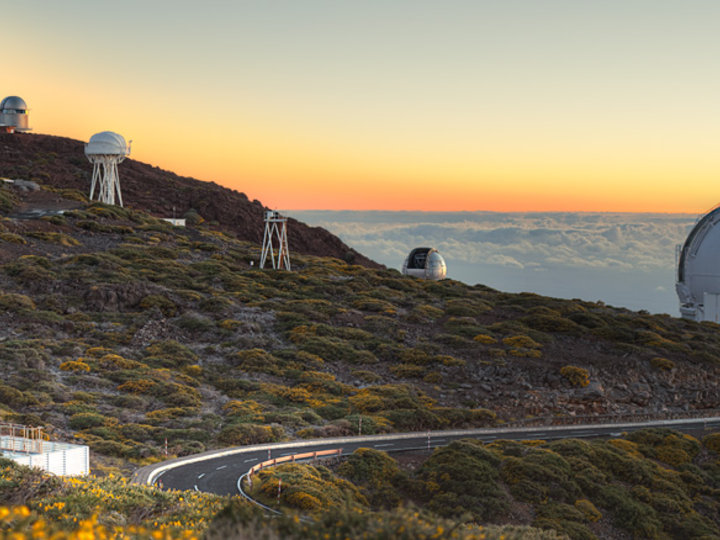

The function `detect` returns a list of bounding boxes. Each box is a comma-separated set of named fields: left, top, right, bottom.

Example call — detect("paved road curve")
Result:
left=134, top=416, right=720, bottom=496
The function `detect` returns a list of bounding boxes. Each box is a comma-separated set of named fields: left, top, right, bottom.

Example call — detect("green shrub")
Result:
left=503, top=335, right=542, bottom=349
left=0, top=232, right=26, bottom=244
left=523, top=314, right=581, bottom=333
left=144, top=340, right=197, bottom=366
left=560, top=366, right=590, bottom=387
left=574, top=498, right=602, bottom=522
left=139, top=294, right=177, bottom=317
left=650, top=357, right=675, bottom=371
left=0, top=293, right=36, bottom=311
left=59, top=360, right=91, bottom=373
left=474, top=333, right=497, bottom=344
left=389, top=364, right=425, bottom=379
left=418, top=439, right=509, bottom=521
left=69, top=412, right=107, bottom=430
left=703, top=433, right=720, bottom=454
left=217, top=423, right=285, bottom=445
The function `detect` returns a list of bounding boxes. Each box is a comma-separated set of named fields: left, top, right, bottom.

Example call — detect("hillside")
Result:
left=0, top=132, right=380, bottom=268
left=1, top=155, right=720, bottom=538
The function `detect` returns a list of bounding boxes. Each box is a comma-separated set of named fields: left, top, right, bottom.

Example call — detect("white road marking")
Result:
left=216, top=465, right=227, bottom=470
left=193, top=485, right=199, bottom=491
left=198, top=473, right=205, bottom=479
left=244, top=458, right=258, bottom=463
left=374, top=443, right=394, bottom=447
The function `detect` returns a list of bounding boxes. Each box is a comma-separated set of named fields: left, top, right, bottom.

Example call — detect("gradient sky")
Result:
left=4, top=1, right=720, bottom=211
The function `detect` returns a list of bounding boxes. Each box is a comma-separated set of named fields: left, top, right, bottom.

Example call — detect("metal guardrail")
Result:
left=499, top=409, right=720, bottom=428
left=246, top=448, right=343, bottom=480
left=237, top=448, right=344, bottom=514
left=0, top=423, right=45, bottom=454
left=133, top=414, right=720, bottom=490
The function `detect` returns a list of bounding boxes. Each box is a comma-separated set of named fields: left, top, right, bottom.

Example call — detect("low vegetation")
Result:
left=1, top=182, right=720, bottom=538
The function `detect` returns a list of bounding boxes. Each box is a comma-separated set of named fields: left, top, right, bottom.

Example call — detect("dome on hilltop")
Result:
left=402, top=247, right=447, bottom=281
left=0, top=96, right=28, bottom=112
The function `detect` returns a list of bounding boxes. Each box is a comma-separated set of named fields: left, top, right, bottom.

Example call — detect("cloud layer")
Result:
left=288, top=211, right=699, bottom=315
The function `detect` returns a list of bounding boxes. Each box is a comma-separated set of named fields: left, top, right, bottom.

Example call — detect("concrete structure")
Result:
left=260, top=210, right=291, bottom=270
left=676, top=205, right=720, bottom=321
left=85, top=131, right=130, bottom=207
left=0, top=96, right=30, bottom=133
left=402, top=247, right=447, bottom=280
left=0, top=424, right=89, bottom=476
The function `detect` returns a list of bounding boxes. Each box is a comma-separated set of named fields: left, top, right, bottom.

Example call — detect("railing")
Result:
left=239, top=448, right=343, bottom=513
left=0, top=423, right=45, bottom=454
left=500, top=409, right=720, bottom=428
left=246, top=448, right=343, bottom=482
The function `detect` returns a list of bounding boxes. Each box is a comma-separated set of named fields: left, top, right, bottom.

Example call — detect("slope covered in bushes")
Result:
left=0, top=178, right=719, bottom=470
left=249, top=429, right=720, bottom=539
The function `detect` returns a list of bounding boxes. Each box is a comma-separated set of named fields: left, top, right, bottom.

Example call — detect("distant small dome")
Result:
left=0, top=96, right=28, bottom=112
left=85, top=131, right=129, bottom=156
left=402, top=247, right=447, bottom=281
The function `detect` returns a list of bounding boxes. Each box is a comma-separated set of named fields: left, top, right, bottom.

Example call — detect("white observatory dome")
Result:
left=402, top=247, right=447, bottom=281
left=0, top=96, right=28, bottom=112
left=676, top=205, right=720, bottom=322
left=85, top=131, right=129, bottom=156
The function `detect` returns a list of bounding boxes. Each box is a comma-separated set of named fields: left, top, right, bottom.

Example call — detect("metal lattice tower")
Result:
left=260, top=210, right=291, bottom=270
left=85, top=131, right=130, bottom=207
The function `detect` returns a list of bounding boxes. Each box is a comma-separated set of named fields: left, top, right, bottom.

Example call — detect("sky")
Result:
left=4, top=1, right=720, bottom=212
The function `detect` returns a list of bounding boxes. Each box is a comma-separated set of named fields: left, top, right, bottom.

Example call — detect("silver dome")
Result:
left=676, top=205, right=720, bottom=321
left=402, top=247, right=447, bottom=281
left=0, top=96, right=28, bottom=112
left=85, top=131, right=129, bottom=156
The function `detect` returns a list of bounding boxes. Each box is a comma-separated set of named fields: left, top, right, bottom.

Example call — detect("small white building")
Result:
left=1, top=424, right=89, bottom=476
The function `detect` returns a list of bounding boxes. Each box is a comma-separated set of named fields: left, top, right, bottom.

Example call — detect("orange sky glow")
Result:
left=4, top=1, right=720, bottom=213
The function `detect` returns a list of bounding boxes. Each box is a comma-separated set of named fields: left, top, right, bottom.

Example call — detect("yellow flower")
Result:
left=14, top=506, right=30, bottom=517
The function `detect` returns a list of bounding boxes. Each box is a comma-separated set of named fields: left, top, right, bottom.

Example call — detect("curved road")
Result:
left=134, top=416, right=720, bottom=495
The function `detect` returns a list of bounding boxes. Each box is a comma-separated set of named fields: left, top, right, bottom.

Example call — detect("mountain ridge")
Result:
left=0, top=132, right=381, bottom=268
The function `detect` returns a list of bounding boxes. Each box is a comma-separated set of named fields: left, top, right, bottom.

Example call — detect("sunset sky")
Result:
left=4, top=1, right=720, bottom=212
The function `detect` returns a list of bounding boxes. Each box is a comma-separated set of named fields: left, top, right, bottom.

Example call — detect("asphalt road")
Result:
left=151, top=416, right=720, bottom=495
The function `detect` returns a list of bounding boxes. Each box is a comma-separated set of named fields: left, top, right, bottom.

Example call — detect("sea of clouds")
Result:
left=286, top=211, right=700, bottom=315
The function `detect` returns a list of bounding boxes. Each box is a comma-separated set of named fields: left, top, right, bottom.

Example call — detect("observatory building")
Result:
left=676, top=205, right=720, bottom=322
left=402, top=247, right=447, bottom=280
left=0, top=96, right=30, bottom=133
left=85, top=131, right=130, bottom=207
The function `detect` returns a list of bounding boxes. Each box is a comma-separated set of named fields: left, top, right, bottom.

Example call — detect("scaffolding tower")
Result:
left=260, top=210, right=291, bottom=270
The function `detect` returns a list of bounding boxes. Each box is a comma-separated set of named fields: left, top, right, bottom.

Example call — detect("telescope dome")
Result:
left=676, top=205, right=720, bottom=321
left=402, top=247, right=447, bottom=281
left=0, top=96, right=28, bottom=112
left=85, top=131, right=129, bottom=156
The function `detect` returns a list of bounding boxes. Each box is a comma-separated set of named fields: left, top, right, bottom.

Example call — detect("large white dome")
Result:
left=676, top=205, right=720, bottom=321
left=85, top=131, right=129, bottom=156
left=402, top=247, right=447, bottom=281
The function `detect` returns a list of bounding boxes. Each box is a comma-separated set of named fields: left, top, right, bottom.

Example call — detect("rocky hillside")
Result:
left=1, top=178, right=720, bottom=539
left=0, top=179, right=718, bottom=449
left=0, top=132, right=380, bottom=268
